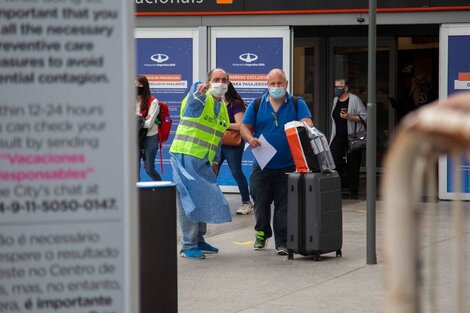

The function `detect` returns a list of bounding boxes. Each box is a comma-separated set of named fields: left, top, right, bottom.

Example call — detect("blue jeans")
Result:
left=177, top=193, right=207, bottom=250
left=218, top=143, right=250, bottom=203
left=141, top=134, right=161, bottom=181
left=250, top=165, right=295, bottom=248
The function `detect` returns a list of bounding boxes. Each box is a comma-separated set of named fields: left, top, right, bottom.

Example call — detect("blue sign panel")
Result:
left=446, top=35, right=470, bottom=193
left=448, top=36, right=470, bottom=94
left=446, top=157, right=470, bottom=193
left=136, top=38, right=193, bottom=181
left=216, top=37, right=284, bottom=186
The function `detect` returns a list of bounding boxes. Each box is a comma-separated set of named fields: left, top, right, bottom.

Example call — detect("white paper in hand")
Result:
left=251, top=134, right=277, bottom=169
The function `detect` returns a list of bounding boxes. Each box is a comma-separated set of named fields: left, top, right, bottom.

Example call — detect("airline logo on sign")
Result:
left=151, top=53, right=170, bottom=63
left=145, top=53, right=176, bottom=67
left=233, top=52, right=264, bottom=67
left=239, top=53, right=258, bottom=63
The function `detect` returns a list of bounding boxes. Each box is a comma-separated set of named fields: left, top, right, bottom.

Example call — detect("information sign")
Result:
left=0, top=1, right=137, bottom=312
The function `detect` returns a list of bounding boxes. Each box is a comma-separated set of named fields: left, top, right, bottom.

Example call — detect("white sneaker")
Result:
left=236, top=202, right=254, bottom=215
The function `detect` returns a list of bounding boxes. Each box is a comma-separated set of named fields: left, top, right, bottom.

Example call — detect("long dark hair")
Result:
left=225, top=82, right=245, bottom=109
left=137, top=75, right=152, bottom=111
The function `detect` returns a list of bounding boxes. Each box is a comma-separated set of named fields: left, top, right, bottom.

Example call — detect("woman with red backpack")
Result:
left=136, top=75, right=162, bottom=181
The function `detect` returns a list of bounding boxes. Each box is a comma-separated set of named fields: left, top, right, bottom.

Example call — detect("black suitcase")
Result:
left=287, top=171, right=342, bottom=260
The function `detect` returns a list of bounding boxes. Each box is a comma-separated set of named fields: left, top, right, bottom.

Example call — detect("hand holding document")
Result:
left=249, top=134, right=276, bottom=169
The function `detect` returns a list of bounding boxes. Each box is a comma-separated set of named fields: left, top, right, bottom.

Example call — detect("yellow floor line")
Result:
left=233, top=241, right=254, bottom=245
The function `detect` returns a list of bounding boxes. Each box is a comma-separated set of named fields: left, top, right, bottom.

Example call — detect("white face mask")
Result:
left=210, top=82, right=228, bottom=98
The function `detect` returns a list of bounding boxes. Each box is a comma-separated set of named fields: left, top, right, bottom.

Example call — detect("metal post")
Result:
left=367, top=0, right=377, bottom=264
left=198, top=26, right=208, bottom=81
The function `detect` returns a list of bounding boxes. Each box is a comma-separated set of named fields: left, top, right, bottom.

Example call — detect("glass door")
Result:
left=329, top=38, right=396, bottom=169
left=293, top=38, right=328, bottom=132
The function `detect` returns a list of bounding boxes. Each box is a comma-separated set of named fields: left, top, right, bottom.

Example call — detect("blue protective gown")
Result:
left=170, top=82, right=231, bottom=223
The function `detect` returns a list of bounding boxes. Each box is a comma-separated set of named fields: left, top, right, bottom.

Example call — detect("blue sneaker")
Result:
left=180, top=247, right=205, bottom=259
left=198, top=242, right=219, bottom=254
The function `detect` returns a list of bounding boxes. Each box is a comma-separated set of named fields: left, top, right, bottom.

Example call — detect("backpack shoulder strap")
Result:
left=252, top=97, right=262, bottom=127
left=143, top=96, right=156, bottom=117
left=149, top=96, right=156, bottom=106
left=292, top=96, right=298, bottom=114
left=253, top=97, right=262, bottom=115
left=253, top=96, right=298, bottom=115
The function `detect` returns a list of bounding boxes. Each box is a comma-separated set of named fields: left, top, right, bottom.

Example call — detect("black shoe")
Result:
left=341, top=188, right=351, bottom=197
left=276, top=246, right=288, bottom=256
left=342, top=189, right=358, bottom=199
left=349, top=189, right=358, bottom=199
left=347, top=193, right=358, bottom=199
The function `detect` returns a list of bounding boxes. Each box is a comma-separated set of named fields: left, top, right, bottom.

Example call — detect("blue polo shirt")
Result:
left=242, top=92, right=312, bottom=169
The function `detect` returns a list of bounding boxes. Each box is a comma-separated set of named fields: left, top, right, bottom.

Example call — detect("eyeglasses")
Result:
left=272, top=112, right=278, bottom=127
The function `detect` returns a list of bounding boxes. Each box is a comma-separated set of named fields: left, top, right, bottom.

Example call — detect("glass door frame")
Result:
left=293, top=37, right=328, bottom=132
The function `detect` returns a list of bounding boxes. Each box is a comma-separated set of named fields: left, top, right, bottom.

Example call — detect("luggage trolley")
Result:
left=382, top=94, right=470, bottom=313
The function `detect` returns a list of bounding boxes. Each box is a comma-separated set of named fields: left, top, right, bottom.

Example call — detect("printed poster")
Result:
left=439, top=25, right=470, bottom=199
left=135, top=37, right=194, bottom=181
left=212, top=28, right=289, bottom=188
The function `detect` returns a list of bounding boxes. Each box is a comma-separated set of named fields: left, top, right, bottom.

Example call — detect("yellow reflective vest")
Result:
left=170, top=92, right=229, bottom=163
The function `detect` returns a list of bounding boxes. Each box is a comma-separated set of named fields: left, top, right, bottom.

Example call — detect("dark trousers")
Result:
left=330, top=135, right=362, bottom=194
left=250, top=165, right=295, bottom=248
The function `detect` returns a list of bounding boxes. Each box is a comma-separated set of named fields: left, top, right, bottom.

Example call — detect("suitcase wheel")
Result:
left=287, top=250, right=294, bottom=260
left=314, top=252, right=321, bottom=261
left=336, top=250, right=342, bottom=257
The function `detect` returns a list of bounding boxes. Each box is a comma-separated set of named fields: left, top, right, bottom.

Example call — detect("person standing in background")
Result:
left=136, top=75, right=162, bottom=181
left=329, top=78, right=367, bottom=198
left=218, top=82, right=254, bottom=215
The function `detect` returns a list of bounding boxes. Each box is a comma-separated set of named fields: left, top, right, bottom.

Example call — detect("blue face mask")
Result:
left=269, top=87, right=287, bottom=99
left=334, top=87, right=345, bottom=97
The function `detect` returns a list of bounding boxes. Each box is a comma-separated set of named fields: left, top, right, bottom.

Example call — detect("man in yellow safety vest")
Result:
left=170, top=68, right=231, bottom=260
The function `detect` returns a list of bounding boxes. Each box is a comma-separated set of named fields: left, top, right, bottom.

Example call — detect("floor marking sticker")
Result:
left=233, top=241, right=254, bottom=245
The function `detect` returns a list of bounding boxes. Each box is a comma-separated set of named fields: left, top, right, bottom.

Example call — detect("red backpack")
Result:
left=156, top=100, right=172, bottom=144
left=156, top=100, right=172, bottom=173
